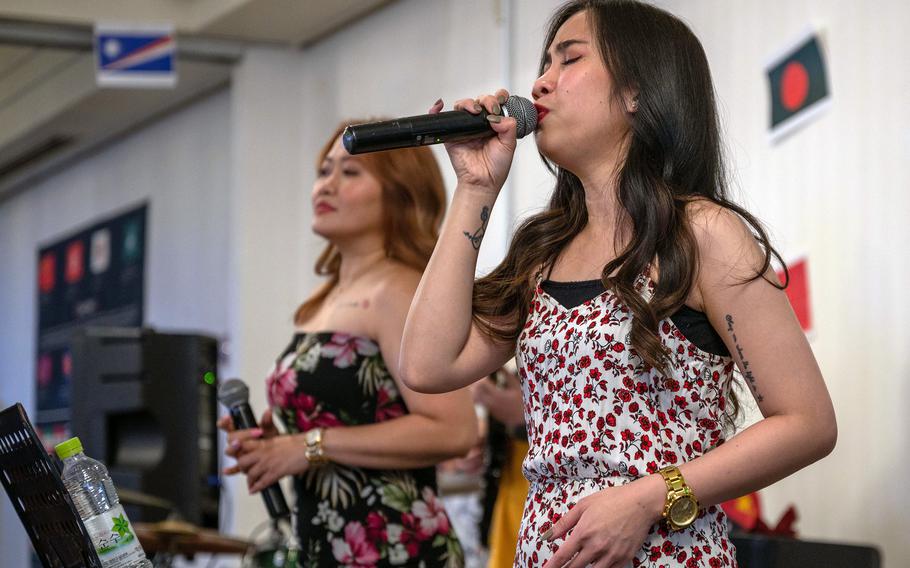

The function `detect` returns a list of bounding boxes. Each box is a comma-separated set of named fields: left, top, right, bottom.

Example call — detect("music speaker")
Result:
left=70, top=327, right=220, bottom=529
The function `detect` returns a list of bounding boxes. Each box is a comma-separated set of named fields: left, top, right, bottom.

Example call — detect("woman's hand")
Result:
left=542, top=476, right=664, bottom=568
left=224, top=433, right=310, bottom=494
left=429, top=89, right=517, bottom=195
left=217, top=409, right=279, bottom=440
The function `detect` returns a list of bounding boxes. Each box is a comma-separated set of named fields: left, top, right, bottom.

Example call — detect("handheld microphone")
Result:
left=218, top=378, right=291, bottom=520
left=342, top=95, right=538, bottom=155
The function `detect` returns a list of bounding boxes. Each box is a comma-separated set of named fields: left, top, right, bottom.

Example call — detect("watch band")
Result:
left=658, top=465, right=699, bottom=530
left=659, top=465, right=688, bottom=495
left=304, top=427, right=328, bottom=466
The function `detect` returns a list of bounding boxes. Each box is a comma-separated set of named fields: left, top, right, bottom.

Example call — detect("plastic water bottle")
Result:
left=55, top=437, right=152, bottom=568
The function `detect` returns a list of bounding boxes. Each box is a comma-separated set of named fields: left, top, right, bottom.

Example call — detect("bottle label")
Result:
left=83, top=504, right=147, bottom=567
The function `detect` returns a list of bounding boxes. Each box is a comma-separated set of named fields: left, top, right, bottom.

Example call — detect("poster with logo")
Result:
left=35, top=204, right=147, bottom=450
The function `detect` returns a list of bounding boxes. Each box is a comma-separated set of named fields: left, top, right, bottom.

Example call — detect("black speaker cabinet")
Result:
left=70, top=327, right=219, bottom=529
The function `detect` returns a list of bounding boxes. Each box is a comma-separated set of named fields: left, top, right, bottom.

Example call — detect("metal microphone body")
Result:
left=342, top=95, right=537, bottom=155
left=218, top=378, right=291, bottom=520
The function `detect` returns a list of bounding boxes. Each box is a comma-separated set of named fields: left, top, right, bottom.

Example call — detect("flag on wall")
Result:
left=766, top=30, right=830, bottom=142
left=95, top=24, right=177, bottom=88
left=776, top=256, right=813, bottom=336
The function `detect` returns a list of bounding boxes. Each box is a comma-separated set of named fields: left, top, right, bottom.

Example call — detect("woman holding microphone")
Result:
left=221, top=121, right=475, bottom=567
left=400, top=1, right=836, bottom=566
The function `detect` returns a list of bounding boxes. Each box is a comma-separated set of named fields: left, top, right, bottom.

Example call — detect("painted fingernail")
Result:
left=474, top=102, right=482, bottom=112
left=434, top=98, right=443, bottom=106
left=230, top=440, right=240, bottom=450
left=541, top=528, right=553, bottom=541
left=486, top=114, right=503, bottom=124
left=251, top=428, right=263, bottom=437
left=493, top=102, right=502, bottom=115
left=498, top=94, right=508, bottom=104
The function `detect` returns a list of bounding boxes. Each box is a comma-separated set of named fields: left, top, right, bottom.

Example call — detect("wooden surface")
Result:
left=135, top=520, right=253, bottom=555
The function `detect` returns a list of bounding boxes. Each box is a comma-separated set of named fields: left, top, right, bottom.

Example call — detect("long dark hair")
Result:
left=295, top=121, right=447, bottom=324
left=472, top=0, right=785, bottom=418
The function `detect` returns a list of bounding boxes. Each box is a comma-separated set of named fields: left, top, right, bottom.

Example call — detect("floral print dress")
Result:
left=514, top=273, right=738, bottom=567
left=266, top=332, right=464, bottom=567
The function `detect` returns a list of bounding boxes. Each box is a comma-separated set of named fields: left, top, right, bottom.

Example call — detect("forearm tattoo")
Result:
left=725, top=314, right=764, bottom=403
left=463, top=206, right=490, bottom=251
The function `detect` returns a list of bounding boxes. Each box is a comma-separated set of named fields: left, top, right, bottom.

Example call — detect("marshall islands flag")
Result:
left=95, top=24, right=177, bottom=88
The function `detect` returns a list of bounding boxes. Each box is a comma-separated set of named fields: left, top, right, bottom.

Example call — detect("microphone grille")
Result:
left=218, top=378, right=250, bottom=408
left=503, top=95, right=538, bottom=139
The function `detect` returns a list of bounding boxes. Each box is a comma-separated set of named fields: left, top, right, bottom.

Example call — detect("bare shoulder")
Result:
left=686, top=199, right=754, bottom=245
left=372, top=262, right=422, bottom=312
left=685, top=198, right=764, bottom=268
left=681, top=198, right=781, bottom=304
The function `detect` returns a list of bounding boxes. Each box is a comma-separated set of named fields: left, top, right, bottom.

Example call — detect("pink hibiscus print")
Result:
left=321, top=333, right=379, bottom=368
left=374, top=381, right=405, bottom=422
left=411, top=486, right=450, bottom=538
left=265, top=353, right=297, bottom=407
left=331, top=521, right=380, bottom=568
left=364, top=511, right=387, bottom=544
left=399, top=514, right=425, bottom=555
left=292, top=391, right=344, bottom=431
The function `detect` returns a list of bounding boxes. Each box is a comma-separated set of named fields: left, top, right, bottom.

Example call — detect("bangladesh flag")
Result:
left=767, top=33, right=830, bottom=136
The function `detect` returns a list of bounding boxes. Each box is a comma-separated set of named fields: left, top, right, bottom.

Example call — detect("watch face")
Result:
left=669, top=497, right=699, bottom=526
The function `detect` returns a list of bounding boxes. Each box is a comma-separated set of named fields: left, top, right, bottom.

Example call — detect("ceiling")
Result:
left=0, top=0, right=395, bottom=201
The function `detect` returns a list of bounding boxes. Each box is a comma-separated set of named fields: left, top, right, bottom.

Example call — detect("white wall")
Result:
left=0, top=89, right=232, bottom=566
left=652, top=1, right=910, bottom=564
left=223, top=45, right=312, bottom=545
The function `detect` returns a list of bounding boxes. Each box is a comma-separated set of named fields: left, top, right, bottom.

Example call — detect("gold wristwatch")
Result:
left=658, top=465, right=699, bottom=530
left=304, top=427, right=328, bottom=466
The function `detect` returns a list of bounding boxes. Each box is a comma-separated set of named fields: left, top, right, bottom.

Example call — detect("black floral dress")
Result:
left=265, top=332, right=464, bottom=567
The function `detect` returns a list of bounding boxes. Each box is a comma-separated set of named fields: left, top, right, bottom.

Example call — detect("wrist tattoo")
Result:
left=463, top=206, right=490, bottom=251
left=725, top=314, right=763, bottom=403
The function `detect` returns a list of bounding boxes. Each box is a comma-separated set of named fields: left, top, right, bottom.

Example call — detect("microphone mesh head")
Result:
left=503, top=96, right=538, bottom=139
left=218, top=378, right=250, bottom=408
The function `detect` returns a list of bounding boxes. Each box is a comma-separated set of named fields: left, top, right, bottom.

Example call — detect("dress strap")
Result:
left=532, top=263, right=548, bottom=286
left=634, top=263, right=656, bottom=301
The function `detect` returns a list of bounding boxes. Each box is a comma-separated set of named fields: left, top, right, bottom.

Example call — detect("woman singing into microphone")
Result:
left=221, top=122, right=474, bottom=566
left=400, top=1, right=836, bottom=566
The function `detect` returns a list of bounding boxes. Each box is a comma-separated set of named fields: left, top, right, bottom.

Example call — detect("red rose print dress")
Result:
left=265, top=332, right=463, bottom=567
left=514, top=273, right=737, bottom=567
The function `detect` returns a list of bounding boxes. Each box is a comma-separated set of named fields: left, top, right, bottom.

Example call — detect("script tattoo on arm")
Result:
left=725, top=314, right=764, bottom=403
left=463, top=206, right=490, bottom=251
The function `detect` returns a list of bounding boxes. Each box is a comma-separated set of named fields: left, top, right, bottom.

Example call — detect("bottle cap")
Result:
left=54, top=437, right=84, bottom=460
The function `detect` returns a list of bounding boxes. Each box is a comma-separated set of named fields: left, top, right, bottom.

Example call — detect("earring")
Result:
left=630, top=97, right=640, bottom=112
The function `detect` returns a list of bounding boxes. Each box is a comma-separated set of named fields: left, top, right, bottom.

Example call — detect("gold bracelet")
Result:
left=304, top=427, right=328, bottom=466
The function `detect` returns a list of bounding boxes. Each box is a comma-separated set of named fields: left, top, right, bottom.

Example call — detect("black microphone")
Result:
left=218, top=378, right=291, bottom=520
left=342, top=95, right=538, bottom=155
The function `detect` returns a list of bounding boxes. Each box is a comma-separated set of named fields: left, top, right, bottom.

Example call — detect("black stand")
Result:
left=0, top=403, right=102, bottom=567
left=732, top=532, right=881, bottom=568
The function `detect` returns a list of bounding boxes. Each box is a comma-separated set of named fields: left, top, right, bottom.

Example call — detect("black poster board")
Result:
left=34, top=204, right=147, bottom=449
